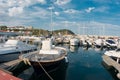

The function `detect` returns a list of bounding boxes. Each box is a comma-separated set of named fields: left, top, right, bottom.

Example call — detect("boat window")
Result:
left=106, top=40, right=115, bottom=44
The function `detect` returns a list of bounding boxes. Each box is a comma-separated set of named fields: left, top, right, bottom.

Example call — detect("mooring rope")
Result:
left=22, top=55, right=53, bottom=80
left=38, top=62, right=54, bottom=80
left=7, top=61, right=20, bottom=71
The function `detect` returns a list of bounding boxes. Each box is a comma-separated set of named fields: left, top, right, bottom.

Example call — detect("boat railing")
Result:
left=19, top=51, right=39, bottom=59
left=0, top=45, right=17, bottom=49
left=0, top=43, right=36, bottom=49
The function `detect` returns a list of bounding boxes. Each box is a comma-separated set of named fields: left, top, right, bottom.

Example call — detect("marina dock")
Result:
left=0, top=59, right=22, bottom=69
left=0, top=59, right=22, bottom=80
left=102, top=55, right=120, bottom=79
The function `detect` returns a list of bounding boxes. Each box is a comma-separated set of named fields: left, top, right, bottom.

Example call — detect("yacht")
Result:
left=105, top=39, right=117, bottom=48
left=0, top=39, right=37, bottom=62
left=70, top=38, right=79, bottom=46
left=104, top=49, right=120, bottom=63
left=94, top=39, right=106, bottom=48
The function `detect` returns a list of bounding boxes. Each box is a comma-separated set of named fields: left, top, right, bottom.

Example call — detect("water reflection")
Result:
left=8, top=44, right=117, bottom=80
left=82, top=46, right=90, bottom=51
left=69, top=46, right=79, bottom=53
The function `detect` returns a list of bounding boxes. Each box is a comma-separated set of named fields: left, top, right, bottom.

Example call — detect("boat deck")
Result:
left=20, top=51, right=66, bottom=62
left=19, top=47, right=67, bottom=62
left=30, top=53, right=66, bottom=62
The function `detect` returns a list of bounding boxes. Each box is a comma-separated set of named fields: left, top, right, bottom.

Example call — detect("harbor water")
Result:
left=15, top=45, right=119, bottom=80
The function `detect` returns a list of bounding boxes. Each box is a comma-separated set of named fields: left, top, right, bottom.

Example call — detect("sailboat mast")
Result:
left=65, top=21, right=68, bottom=35
left=50, top=6, right=53, bottom=35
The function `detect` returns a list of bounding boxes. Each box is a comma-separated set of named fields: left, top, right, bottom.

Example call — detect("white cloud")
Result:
left=8, top=7, right=23, bottom=16
left=7, top=0, right=31, bottom=7
left=0, top=0, right=47, bottom=17
left=8, top=7, right=23, bottom=17
left=85, top=7, right=95, bottom=13
left=54, top=12, right=60, bottom=16
left=48, top=6, right=55, bottom=10
left=23, top=6, right=51, bottom=19
left=64, top=9, right=80, bottom=14
left=7, top=0, right=16, bottom=7
left=0, top=0, right=52, bottom=27
left=7, top=0, right=46, bottom=7
left=0, top=0, right=119, bottom=33
left=54, top=0, right=71, bottom=5
left=94, top=6, right=109, bottom=13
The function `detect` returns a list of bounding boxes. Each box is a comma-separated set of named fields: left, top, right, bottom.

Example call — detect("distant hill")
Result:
left=32, top=29, right=75, bottom=36
left=0, top=25, right=75, bottom=36
left=52, top=29, right=75, bottom=35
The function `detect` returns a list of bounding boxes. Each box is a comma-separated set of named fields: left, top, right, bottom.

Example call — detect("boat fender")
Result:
left=65, top=57, right=68, bottom=63
left=117, top=73, right=120, bottom=79
left=26, top=59, right=31, bottom=66
left=23, top=58, right=27, bottom=65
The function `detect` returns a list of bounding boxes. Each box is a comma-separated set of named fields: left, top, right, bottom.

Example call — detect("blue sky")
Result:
left=0, top=0, right=120, bottom=36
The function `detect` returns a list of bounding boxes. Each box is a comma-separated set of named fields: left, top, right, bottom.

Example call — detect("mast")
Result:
left=48, top=2, right=54, bottom=36
left=65, top=21, right=68, bottom=35
left=103, top=25, right=105, bottom=36
left=50, top=6, right=53, bottom=35
left=78, top=23, right=80, bottom=35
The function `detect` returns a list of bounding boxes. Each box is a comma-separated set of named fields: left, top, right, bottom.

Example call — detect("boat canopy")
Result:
left=5, top=39, right=26, bottom=46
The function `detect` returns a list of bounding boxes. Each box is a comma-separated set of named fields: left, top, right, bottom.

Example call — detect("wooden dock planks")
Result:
left=0, top=59, right=22, bottom=69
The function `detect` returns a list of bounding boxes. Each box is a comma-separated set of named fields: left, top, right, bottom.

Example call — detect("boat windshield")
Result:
left=116, top=48, right=120, bottom=51
left=106, top=40, right=115, bottom=44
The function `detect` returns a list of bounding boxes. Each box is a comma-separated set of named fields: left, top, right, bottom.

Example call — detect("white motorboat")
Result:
left=70, top=46, right=79, bottom=52
left=70, top=38, right=79, bottom=46
left=105, top=39, right=117, bottom=48
left=0, top=39, right=37, bottom=62
left=104, top=49, right=120, bottom=63
left=94, top=39, right=106, bottom=48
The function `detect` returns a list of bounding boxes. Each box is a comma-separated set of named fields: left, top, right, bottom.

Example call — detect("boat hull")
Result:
left=0, top=49, right=37, bottom=62
left=30, top=58, right=65, bottom=74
